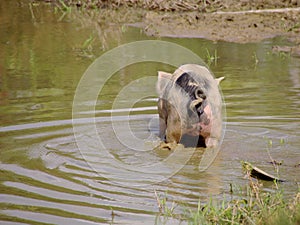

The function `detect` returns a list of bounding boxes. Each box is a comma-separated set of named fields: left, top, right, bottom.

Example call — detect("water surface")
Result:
left=0, top=1, right=299, bottom=224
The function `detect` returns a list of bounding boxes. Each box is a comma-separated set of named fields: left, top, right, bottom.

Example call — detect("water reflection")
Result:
left=0, top=1, right=299, bottom=224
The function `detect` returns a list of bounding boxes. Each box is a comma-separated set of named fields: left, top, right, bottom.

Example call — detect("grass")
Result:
left=155, top=177, right=300, bottom=225
left=252, top=52, right=259, bottom=70
left=187, top=182, right=300, bottom=225
left=82, top=35, right=95, bottom=50
left=205, top=49, right=219, bottom=66
left=54, top=0, right=72, bottom=21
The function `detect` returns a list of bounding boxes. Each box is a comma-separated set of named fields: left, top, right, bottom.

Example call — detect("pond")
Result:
left=0, top=1, right=299, bottom=224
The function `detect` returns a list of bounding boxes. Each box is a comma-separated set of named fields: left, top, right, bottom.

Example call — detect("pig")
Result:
left=156, top=64, right=224, bottom=149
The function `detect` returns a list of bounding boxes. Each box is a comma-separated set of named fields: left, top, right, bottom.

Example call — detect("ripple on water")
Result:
left=0, top=112, right=299, bottom=224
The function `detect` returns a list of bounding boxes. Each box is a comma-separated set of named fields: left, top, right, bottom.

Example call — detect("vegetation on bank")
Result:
left=43, top=0, right=300, bottom=12
left=155, top=177, right=300, bottom=225
left=40, top=0, right=300, bottom=44
left=156, top=163, right=300, bottom=225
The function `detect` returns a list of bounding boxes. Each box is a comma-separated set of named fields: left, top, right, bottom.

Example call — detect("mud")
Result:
left=142, top=7, right=300, bottom=43
left=63, top=0, right=300, bottom=44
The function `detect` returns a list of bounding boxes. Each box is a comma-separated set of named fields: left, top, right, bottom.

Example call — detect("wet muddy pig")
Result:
left=157, top=64, right=224, bottom=149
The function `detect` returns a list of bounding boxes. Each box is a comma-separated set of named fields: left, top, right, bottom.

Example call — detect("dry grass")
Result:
left=46, top=0, right=300, bottom=12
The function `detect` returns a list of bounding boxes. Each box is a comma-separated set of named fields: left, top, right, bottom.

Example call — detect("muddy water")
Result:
left=1, top=1, right=300, bottom=224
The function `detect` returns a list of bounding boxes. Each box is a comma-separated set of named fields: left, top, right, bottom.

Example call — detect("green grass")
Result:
left=54, top=0, right=72, bottom=21
left=188, top=185, right=300, bottom=225
left=205, top=49, right=219, bottom=66
left=155, top=178, right=300, bottom=225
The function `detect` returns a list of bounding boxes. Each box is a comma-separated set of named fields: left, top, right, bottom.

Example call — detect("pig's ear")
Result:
left=157, top=71, right=172, bottom=96
left=215, top=77, right=225, bottom=85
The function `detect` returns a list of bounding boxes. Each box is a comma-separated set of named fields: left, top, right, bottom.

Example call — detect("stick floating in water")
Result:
left=242, top=161, right=285, bottom=182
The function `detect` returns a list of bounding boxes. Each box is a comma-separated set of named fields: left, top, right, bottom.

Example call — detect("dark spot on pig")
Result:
left=196, top=100, right=207, bottom=117
left=176, top=72, right=208, bottom=118
left=175, top=73, right=196, bottom=93
left=195, top=89, right=204, bottom=99
left=175, top=72, right=206, bottom=101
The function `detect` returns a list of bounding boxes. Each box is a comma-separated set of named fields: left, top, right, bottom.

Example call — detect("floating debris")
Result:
left=242, top=161, right=285, bottom=182
left=268, top=160, right=283, bottom=166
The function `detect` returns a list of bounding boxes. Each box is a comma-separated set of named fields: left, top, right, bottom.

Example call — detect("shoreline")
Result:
left=141, top=7, right=300, bottom=44
left=59, top=0, right=300, bottom=44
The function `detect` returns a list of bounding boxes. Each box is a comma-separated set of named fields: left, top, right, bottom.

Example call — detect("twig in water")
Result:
left=154, top=189, right=163, bottom=213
